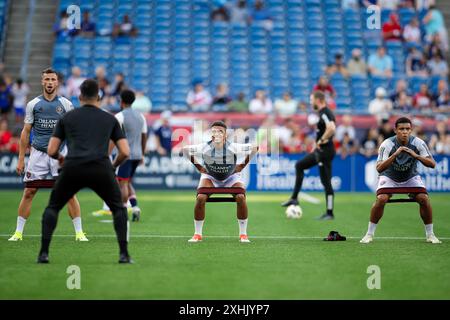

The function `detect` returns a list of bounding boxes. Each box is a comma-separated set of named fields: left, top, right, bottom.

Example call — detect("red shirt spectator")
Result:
left=0, top=119, right=12, bottom=151
left=413, top=84, right=433, bottom=109
left=382, top=13, right=402, bottom=41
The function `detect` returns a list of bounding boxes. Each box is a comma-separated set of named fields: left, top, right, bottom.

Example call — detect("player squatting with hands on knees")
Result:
left=360, top=117, right=441, bottom=244
left=9, top=68, right=87, bottom=242
left=182, top=121, right=259, bottom=243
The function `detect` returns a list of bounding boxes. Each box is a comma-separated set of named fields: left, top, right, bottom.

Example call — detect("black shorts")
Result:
left=117, top=159, right=140, bottom=181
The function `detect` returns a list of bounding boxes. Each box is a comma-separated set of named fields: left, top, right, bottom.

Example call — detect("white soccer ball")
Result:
left=285, top=205, right=303, bottom=219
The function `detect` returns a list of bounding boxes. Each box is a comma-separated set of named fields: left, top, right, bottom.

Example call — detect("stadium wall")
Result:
left=0, top=153, right=449, bottom=192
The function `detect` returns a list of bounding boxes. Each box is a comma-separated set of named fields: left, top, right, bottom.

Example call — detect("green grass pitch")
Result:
left=0, top=190, right=449, bottom=299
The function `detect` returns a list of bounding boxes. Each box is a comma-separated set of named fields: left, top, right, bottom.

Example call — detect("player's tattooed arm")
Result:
left=16, top=124, right=32, bottom=175
left=402, top=147, right=436, bottom=168
left=376, top=146, right=405, bottom=173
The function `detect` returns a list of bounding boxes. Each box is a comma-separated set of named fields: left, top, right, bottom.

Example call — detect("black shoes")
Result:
left=281, top=198, right=299, bottom=207
left=37, top=252, right=49, bottom=264
left=316, top=213, right=335, bottom=220
left=119, top=253, right=133, bottom=264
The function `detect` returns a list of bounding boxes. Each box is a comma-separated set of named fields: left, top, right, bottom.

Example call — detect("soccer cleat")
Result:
left=92, top=209, right=111, bottom=217
left=360, top=234, right=374, bottom=244
left=8, top=231, right=23, bottom=241
left=426, top=234, right=442, bottom=244
left=281, top=198, right=299, bottom=207
left=118, top=253, right=133, bottom=264
left=188, top=234, right=202, bottom=243
left=239, top=234, right=250, bottom=243
left=316, top=213, right=334, bottom=220
left=37, top=252, right=49, bottom=263
left=75, top=232, right=89, bottom=241
left=131, top=206, right=141, bottom=222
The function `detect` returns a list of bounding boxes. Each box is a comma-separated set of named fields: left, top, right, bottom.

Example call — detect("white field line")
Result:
left=0, top=234, right=449, bottom=240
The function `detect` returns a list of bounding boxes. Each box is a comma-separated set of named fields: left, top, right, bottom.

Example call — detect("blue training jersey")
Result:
left=24, top=95, right=73, bottom=152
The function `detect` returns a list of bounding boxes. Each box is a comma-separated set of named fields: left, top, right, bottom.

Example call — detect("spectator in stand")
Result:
left=335, top=115, right=356, bottom=144
left=66, top=66, right=86, bottom=103
left=0, top=79, right=13, bottom=121
left=393, top=91, right=413, bottom=113
left=226, top=0, right=248, bottom=24
left=390, top=79, right=410, bottom=104
left=368, top=46, right=393, bottom=78
left=411, top=118, right=429, bottom=143
left=248, top=0, right=273, bottom=31
left=369, top=87, right=393, bottom=123
left=429, top=121, right=450, bottom=155
left=279, top=118, right=304, bottom=154
left=382, top=12, right=402, bottom=42
left=432, top=79, right=450, bottom=113
left=347, top=48, right=367, bottom=76
left=413, top=83, right=433, bottom=110
left=313, top=76, right=336, bottom=108
left=326, top=53, right=350, bottom=78
left=112, top=15, right=138, bottom=38
left=378, top=118, right=395, bottom=141
left=249, top=89, right=273, bottom=114
left=0, top=119, right=12, bottom=152
left=153, top=110, right=173, bottom=156
left=11, top=78, right=29, bottom=124
left=211, top=83, right=232, bottom=110
left=53, top=10, right=76, bottom=37
left=211, top=5, right=230, bottom=22
left=416, top=0, right=434, bottom=11
left=94, top=66, right=110, bottom=100
left=427, top=51, right=449, bottom=77
left=406, top=47, right=429, bottom=77
left=256, top=116, right=278, bottom=154
left=426, top=34, right=447, bottom=58
left=111, top=73, right=127, bottom=97
left=186, top=80, right=212, bottom=112
left=360, top=127, right=380, bottom=158
left=423, top=5, right=448, bottom=52
left=274, top=92, right=298, bottom=116
left=79, top=11, right=96, bottom=37
left=228, top=92, right=248, bottom=112
left=378, top=0, right=399, bottom=10
left=403, top=17, right=422, bottom=44
left=131, top=89, right=152, bottom=114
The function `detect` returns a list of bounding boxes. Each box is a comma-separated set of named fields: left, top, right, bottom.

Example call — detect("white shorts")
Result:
left=376, top=175, right=426, bottom=191
left=24, top=147, right=66, bottom=182
left=198, top=173, right=243, bottom=188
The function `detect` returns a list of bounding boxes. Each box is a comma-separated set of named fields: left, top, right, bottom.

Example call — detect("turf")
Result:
left=0, top=190, right=449, bottom=299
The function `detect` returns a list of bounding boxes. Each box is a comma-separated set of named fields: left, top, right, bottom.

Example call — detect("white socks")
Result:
left=15, top=216, right=27, bottom=233
left=367, top=222, right=377, bottom=236
left=72, top=217, right=83, bottom=233
left=425, top=224, right=434, bottom=237
left=194, top=220, right=204, bottom=235
left=238, top=219, right=248, bottom=236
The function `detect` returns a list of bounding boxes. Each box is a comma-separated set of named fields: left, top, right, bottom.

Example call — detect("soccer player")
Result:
left=360, top=117, right=441, bottom=244
left=8, top=68, right=87, bottom=242
left=183, top=121, right=258, bottom=243
left=37, top=79, right=132, bottom=263
left=114, top=89, right=147, bottom=221
left=281, top=91, right=337, bottom=220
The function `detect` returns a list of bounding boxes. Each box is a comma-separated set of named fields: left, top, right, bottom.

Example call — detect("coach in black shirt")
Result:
left=282, top=91, right=337, bottom=220
left=37, top=79, right=132, bottom=263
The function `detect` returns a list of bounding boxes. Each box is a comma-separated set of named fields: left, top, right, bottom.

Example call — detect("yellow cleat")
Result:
left=75, top=232, right=89, bottom=241
left=92, top=209, right=112, bottom=217
left=8, top=231, right=23, bottom=241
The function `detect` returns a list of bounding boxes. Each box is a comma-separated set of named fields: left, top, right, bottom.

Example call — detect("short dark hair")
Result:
left=312, top=90, right=326, bottom=102
left=42, top=68, right=58, bottom=79
left=79, top=79, right=99, bottom=100
left=395, top=117, right=412, bottom=128
left=210, top=121, right=227, bottom=130
left=120, top=89, right=136, bottom=105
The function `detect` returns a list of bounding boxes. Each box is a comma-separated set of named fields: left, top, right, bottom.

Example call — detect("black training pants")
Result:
left=41, top=161, right=128, bottom=244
